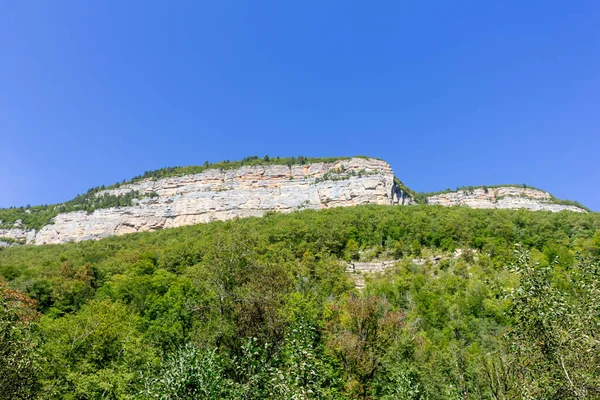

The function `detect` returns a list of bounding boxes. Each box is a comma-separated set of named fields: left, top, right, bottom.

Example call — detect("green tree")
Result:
left=505, top=249, right=600, bottom=399
left=40, top=300, right=156, bottom=399
left=141, top=344, right=232, bottom=399
left=325, top=295, right=405, bottom=399
left=411, top=239, right=422, bottom=256
left=271, top=320, right=342, bottom=399
left=344, top=239, right=360, bottom=261
left=0, top=283, right=41, bottom=400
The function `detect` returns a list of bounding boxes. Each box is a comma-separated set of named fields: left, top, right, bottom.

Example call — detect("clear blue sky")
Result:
left=1, top=1, right=599, bottom=210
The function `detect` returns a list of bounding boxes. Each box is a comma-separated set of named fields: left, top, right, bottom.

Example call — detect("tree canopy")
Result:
left=1, top=204, right=599, bottom=399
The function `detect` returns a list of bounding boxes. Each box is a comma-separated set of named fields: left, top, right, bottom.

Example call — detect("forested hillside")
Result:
left=2, top=205, right=600, bottom=399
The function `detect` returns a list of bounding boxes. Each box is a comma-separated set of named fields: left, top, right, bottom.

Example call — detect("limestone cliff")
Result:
left=0, top=158, right=590, bottom=247
left=3, top=158, right=394, bottom=245
left=426, top=186, right=586, bottom=212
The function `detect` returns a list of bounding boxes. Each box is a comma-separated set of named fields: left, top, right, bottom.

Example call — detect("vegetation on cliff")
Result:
left=416, top=184, right=589, bottom=211
left=0, top=190, right=143, bottom=231
left=123, top=155, right=375, bottom=184
left=0, top=156, right=590, bottom=233
left=1, top=205, right=600, bottom=399
left=0, top=155, right=374, bottom=231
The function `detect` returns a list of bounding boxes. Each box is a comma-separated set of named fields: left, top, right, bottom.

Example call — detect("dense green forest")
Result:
left=2, top=205, right=600, bottom=399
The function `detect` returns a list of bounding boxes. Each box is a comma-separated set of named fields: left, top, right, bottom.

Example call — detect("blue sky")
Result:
left=1, top=1, right=599, bottom=210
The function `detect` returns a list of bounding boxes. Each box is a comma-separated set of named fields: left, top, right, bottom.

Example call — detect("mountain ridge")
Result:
left=0, top=156, right=589, bottom=246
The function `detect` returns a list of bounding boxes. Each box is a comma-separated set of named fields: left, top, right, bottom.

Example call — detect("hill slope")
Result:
left=1, top=205, right=599, bottom=399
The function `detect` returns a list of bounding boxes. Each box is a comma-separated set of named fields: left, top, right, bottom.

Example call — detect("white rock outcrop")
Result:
left=5, top=158, right=395, bottom=245
left=426, top=187, right=586, bottom=213
left=347, top=260, right=399, bottom=289
left=0, top=228, right=35, bottom=245
left=0, top=160, right=589, bottom=247
left=346, top=249, right=478, bottom=288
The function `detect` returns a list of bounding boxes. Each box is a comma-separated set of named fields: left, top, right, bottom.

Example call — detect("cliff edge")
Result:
left=0, top=157, right=589, bottom=247
left=1, top=157, right=394, bottom=245
left=426, top=186, right=586, bottom=213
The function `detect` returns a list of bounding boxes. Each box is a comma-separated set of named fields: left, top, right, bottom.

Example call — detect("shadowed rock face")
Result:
left=4, top=158, right=395, bottom=245
left=426, top=187, right=586, bottom=213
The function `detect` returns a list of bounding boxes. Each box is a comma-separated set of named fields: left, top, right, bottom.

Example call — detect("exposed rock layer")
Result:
left=0, top=160, right=588, bottom=246
left=346, top=249, right=477, bottom=288
left=426, top=187, right=585, bottom=213
left=4, top=158, right=395, bottom=245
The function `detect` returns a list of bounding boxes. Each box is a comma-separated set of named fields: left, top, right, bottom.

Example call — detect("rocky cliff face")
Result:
left=0, top=159, right=589, bottom=247
left=3, top=158, right=395, bottom=245
left=426, top=187, right=586, bottom=212
left=0, top=227, right=35, bottom=246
